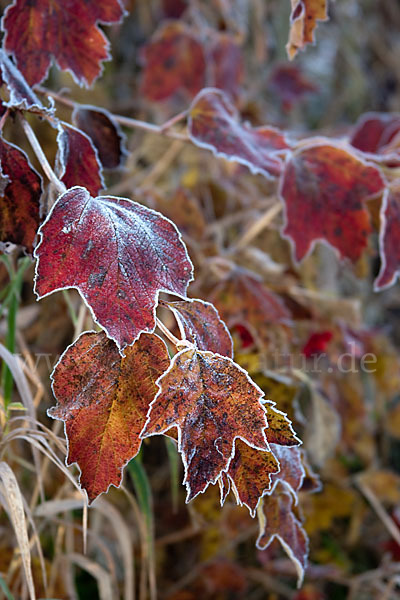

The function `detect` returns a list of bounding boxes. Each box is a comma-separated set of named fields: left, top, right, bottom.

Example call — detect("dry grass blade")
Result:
left=66, top=553, right=114, bottom=600
left=0, top=462, right=36, bottom=600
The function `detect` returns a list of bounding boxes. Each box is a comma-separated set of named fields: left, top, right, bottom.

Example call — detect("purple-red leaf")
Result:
left=140, top=21, right=206, bottom=102
left=209, top=35, right=243, bottom=99
left=350, top=112, right=400, bottom=155
left=280, top=142, right=385, bottom=262
left=164, top=298, right=233, bottom=357
left=49, top=331, right=170, bottom=503
left=2, top=0, right=125, bottom=87
left=141, top=348, right=269, bottom=501
left=34, top=186, right=193, bottom=350
left=72, top=105, right=127, bottom=170
left=0, top=136, right=42, bottom=253
left=268, top=444, right=305, bottom=499
left=56, top=123, right=104, bottom=196
left=188, top=88, right=289, bottom=179
left=375, top=181, right=400, bottom=291
left=257, top=488, right=309, bottom=586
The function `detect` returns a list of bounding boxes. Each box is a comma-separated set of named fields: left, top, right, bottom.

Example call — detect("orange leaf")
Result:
left=286, top=0, right=328, bottom=60
left=49, top=331, right=170, bottom=503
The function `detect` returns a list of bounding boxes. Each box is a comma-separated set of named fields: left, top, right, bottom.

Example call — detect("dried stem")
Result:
left=19, top=114, right=66, bottom=195
left=155, top=317, right=182, bottom=347
left=356, top=477, right=400, bottom=548
left=234, top=202, right=282, bottom=251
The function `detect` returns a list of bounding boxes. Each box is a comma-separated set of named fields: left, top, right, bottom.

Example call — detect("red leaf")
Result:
left=164, top=298, right=233, bottom=357
left=269, top=64, right=317, bottom=111
left=280, top=142, right=385, bottom=262
left=286, top=0, right=328, bottom=60
left=257, top=488, right=309, bottom=586
left=211, top=270, right=291, bottom=350
left=56, top=123, right=104, bottom=196
left=302, top=331, right=333, bottom=358
left=140, top=21, right=206, bottom=102
left=141, top=348, right=269, bottom=501
left=210, top=35, right=244, bottom=99
left=226, top=440, right=280, bottom=516
left=375, top=181, right=400, bottom=290
left=34, top=186, right=193, bottom=350
left=0, top=136, right=42, bottom=254
left=72, top=105, right=127, bottom=170
left=350, top=112, right=400, bottom=155
left=49, top=331, right=169, bottom=503
left=0, top=49, right=53, bottom=115
left=2, top=0, right=126, bottom=87
left=188, top=88, right=289, bottom=179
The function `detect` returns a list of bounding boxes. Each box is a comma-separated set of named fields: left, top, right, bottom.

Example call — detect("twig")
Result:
left=356, top=477, right=400, bottom=548
left=19, top=114, right=66, bottom=194
left=234, top=202, right=282, bottom=251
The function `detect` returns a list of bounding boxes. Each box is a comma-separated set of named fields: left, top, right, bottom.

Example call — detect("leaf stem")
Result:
left=156, top=317, right=181, bottom=347
left=35, top=86, right=189, bottom=141
left=18, top=114, right=66, bottom=194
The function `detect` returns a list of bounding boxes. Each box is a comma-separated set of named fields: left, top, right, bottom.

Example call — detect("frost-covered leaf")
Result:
left=263, top=402, right=301, bottom=446
left=350, top=112, right=400, bottom=156
left=140, top=21, right=205, bottom=102
left=280, top=142, right=384, bottom=262
left=141, top=348, right=269, bottom=501
left=49, top=331, right=169, bottom=503
left=227, top=439, right=279, bottom=516
left=2, top=0, right=125, bottom=87
left=286, top=0, right=328, bottom=59
left=163, top=298, right=233, bottom=357
left=269, top=444, right=305, bottom=499
left=375, top=181, right=400, bottom=291
left=189, top=88, right=289, bottom=179
left=72, top=105, right=127, bottom=169
left=0, top=136, right=42, bottom=253
left=56, top=123, right=104, bottom=196
left=257, top=487, right=308, bottom=586
left=211, top=269, right=291, bottom=350
left=0, top=49, right=53, bottom=114
left=34, top=186, right=193, bottom=350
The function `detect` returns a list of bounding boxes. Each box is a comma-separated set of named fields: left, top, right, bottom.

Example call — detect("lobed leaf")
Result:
left=350, top=112, right=400, bottom=156
left=286, top=0, right=328, bottom=60
left=72, top=105, right=127, bottom=170
left=140, top=21, right=206, bottom=102
left=141, top=348, right=269, bottom=501
left=280, top=141, right=385, bottom=263
left=0, top=136, right=42, bottom=254
left=263, top=402, right=301, bottom=447
left=164, top=298, right=233, bottom=357
left=56, top=123, right=104, bottom=196
left=257, top=488, right=308, bottom=586
left=375, top=181, right=400, bottom=291
left=2, top=0, right=126, bottom=87
left=268, top=444, right=305, bottom=499
left=188, top=88, right=289, bottom=179
left=49, top=331, right=170, bottom=503
left=34, top=186, right=193, bottom=350
left=209, top=34, right=244, bottom=99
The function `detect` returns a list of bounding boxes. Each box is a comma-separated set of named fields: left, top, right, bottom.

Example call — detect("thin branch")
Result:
left=19, top=114, right=66, bottom=194
left=234, top=202, right=282, bottom=251
left=356, top=477, right=400, bottom=548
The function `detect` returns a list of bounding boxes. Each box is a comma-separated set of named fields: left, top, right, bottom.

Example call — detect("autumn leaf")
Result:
left=209, top=35, right=244, bottom=99
left=375, top=181, right=400, bottom=290
left=286, top=0, right=328, bottom=60
left=0, top=49, right=53, bottom=115
left=56, top=123, right=104, bottom=196
left=34, top=186, right=193, bottom=350
left=350, top=112, right=400, bottom=156
left=141, top=348, right=269, bottom=501
left=211, top=269, right=291, bottom=351
left=140, top=21, right=206, bottom=102
left=0, top=136, right=42, bottom=253
left=269, top=444, right=305, bottom=499
left=49, top=331, right=169, bottom=503
left=163, top=298, right=233, bottom=357
left=257, top=487, right=309, bottom=585
left=2, top=0, right=126, bottom=87
left=72, top=105, right=127, bottom=170
left=280, top=141, right=384, bottom=263
left=149, top=188, right=206, bottom=242
left=263, top=402, right=301, bottom=446
left=189, top=88, right=289, bottom=179
left=226, top=440, right=280, bottom=516
left=269, top=63, right=317, bottom=111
